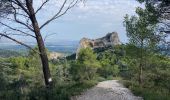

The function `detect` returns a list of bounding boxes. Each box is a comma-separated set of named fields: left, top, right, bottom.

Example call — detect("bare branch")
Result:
left=2, top=33, right=33, bottom=37
left=160, top=30, right=170, bottom=34
left=160, top=21, right=170, bottom=28
left=0, top=21, right=35, bottom=38
left=35, top=0, right=49, bottom=14
left=43, top=33, right=57, bottom=42
left=40, top=0, right=67, bottom=29
left=52, top=0, right=79, bottom=20
left=16, top=12, right=29, bottom=18
left=40, top=0, right=79, bottom=29
left=13, top=0, right=30, bottom=15
left=11, top=4, right=34, bottom=32
left=54, top=0, right=79, bottom=18
left=0, top=15, right=31, bottom=31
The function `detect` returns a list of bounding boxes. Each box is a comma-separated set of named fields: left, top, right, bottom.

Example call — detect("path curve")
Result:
left=71, top=80, right=143, bottom=100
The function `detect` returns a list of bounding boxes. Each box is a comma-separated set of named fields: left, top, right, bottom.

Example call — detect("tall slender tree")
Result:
left=124, top=7, right=159, bottom=85
left=137, top=0, right=170, bottom=55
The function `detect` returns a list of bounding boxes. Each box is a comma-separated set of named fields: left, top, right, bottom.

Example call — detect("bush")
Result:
left=70, top=48, right=100, bottom=82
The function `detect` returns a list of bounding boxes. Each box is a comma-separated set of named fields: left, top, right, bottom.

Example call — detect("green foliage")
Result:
left=70, top=48, right=100, bottom=82
left=0, top=49, right=24, bottom=58
left=54, top=60, right=71, bottom=84
left=28, top=80, right=97, bottom=100
left=0, top=47, right=45, bottom=99
left=124, top=5, right=161, bottom=86
left=124, top=8, right=159, bottom=48
left=0, top=59, right=12, bottom=90
left=123, top=10, right=170, bottom=97
left=0, top=43, right=170, bottom=100
left=77, top=47, right=98, bottom=63
left=122, top=45, right=170, bottom=99
left=144, top=54, right=170, bottom=90
left=122, top=80, right=170, bottom=100
left=97, top=46, right=125, bottom=78
left=137, top=0, right=170, bottom=21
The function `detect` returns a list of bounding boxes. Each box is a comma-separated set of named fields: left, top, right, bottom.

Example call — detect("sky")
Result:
left=1, top=0, right=143, bottom=44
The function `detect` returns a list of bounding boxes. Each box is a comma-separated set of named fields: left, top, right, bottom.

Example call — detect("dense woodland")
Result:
left=0, top=0, right=170, bottom=100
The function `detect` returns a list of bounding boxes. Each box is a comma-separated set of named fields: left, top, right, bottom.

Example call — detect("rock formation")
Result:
left=49, top=52, right=65, bottom=60
left=76, top=32, right=121, bottom=58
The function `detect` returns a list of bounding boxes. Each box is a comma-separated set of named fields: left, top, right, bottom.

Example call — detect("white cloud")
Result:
left=76, top=0, right=140, bottom=13
left=54, top=0, right=143, bottom=22
left=35, top=0, right=143, bottom=24
left=101, top=22, right=113, bottom=28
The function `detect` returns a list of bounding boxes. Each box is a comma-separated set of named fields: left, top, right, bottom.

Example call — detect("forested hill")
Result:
left=0, top=41, right=78, bottom=58
left=0, top=49, right=24, bottom=58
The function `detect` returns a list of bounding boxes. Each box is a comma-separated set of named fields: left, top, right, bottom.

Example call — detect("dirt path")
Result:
left=71, top=80, right=143, bottom=100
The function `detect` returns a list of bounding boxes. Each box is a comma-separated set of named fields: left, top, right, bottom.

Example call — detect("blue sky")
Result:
left=38, top=0, right=142, bottom=43
left=1, top=0, right=142, bottom=44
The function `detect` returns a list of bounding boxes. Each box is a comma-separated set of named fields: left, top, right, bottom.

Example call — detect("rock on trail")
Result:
left=71, top=80, right=143, bottom=100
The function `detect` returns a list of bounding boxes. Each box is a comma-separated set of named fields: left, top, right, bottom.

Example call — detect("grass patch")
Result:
left=121, top=80, right=170, bottom=100
left=131, top=87, right=170, bottom=100
left=30, top=80, right=98, bottom=100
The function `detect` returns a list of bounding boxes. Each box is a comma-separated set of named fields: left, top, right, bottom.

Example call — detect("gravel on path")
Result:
left=71, top=80, right=143, bottom=100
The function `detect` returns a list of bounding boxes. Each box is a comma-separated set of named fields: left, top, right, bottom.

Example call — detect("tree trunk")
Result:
left=139, top=63, right=143, bottom=86
left=139, top=40, right=143, bottom=86
left=26, top=0, right=52, bottom=87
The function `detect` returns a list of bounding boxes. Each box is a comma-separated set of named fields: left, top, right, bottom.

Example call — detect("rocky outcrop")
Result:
left=76, top=32, right=121, bottom=58
left=49, top=52, right=65, bottom=60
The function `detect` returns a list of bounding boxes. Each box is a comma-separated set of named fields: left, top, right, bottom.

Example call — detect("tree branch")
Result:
left=40, top=0, right=80, bottom=29
left=0, top=33, right=39, bottom=54
left=11, top=1, right=34, bottom=32
left=40, top=0, right=68, bottom=29
left=35, top=0, right=49, bottom=14
left=43, top=33, right=57, bottom=42
left=13, top=0, right=30, bottom=15
left=0, top=21, right=35, bottom=38
left=160, top=29, right=170, bottom=34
